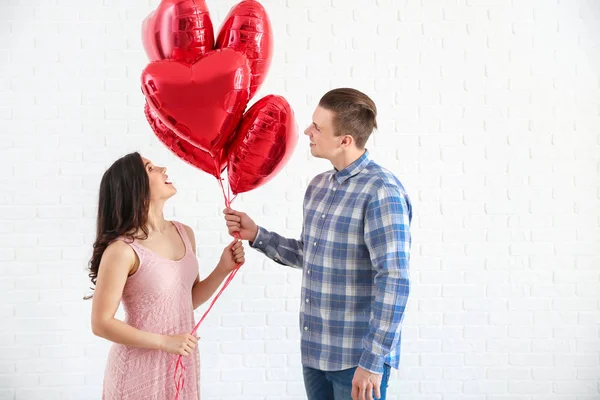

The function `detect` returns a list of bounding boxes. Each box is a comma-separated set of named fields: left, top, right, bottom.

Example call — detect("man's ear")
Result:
left=341, top=135, right=354, bottom=148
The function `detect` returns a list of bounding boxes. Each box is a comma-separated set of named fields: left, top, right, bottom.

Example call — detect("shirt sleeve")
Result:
left=248, top=179, right=317, bottom=269
left=250, top=226, right=304, bottom=269
left=359, top=184, right=411, bottom=374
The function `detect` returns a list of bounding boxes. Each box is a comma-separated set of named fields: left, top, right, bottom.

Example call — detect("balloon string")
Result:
left=173, top=157, right=241, bottom=400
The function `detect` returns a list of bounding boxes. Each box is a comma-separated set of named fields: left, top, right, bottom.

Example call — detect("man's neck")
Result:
left=331, top=148, right=366, bottom=172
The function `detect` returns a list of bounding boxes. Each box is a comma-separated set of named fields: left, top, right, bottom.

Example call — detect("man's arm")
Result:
left=224, top=208, right=304, bottom=268
left=359, top=184, right=411, bottom=374
left=250, top=226, right=304, bottom=268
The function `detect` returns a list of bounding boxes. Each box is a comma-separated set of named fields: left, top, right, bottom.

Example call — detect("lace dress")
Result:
left=102, top=221, right=200, bottom=400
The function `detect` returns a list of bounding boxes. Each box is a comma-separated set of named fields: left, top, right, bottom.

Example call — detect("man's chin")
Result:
left=310, top=150, right=323, bottom=159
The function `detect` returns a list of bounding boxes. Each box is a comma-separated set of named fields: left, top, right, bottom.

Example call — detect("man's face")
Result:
left=304, top=106, right=343, bottom=161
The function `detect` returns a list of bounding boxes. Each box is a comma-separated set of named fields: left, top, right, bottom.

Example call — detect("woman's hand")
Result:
left=160, top=333, right=198, bottom=356
left=218, top=239, right=245, bottom=273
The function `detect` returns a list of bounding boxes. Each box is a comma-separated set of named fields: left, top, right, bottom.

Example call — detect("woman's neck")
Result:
left=145, top=200, right=169, bottom=233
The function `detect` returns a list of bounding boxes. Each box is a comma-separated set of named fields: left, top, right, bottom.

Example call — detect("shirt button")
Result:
left=333, top=188, right=337, bottom=192
left=321, top=215, right=325, bottom=219
left=304, top=326, right=308, bottom=331
left=305, top=298, right=309, bottom=303
left=313, top=242, right=317, bottom=246
left=307, top=270, right=311, bottom=275
left=259, top=241, right=263, bottom=245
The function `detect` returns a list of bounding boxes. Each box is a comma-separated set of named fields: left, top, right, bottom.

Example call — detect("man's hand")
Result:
left=352, top=366, right=383, bottom=400
left=223, top=208, right=259, bottom=242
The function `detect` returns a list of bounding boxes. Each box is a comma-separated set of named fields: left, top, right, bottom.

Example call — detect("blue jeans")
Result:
left=303, top=365, right=391, bottom=400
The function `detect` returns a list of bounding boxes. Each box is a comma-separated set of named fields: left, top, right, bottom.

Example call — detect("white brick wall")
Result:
left=1, top=0, right=599, bottom=399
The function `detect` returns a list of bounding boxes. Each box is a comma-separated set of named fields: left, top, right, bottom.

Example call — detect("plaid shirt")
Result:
left=251, top=150, right=411, bottom=373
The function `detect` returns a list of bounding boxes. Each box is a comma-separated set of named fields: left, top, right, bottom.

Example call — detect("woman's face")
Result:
left=141, top=157, right=176, bottom=201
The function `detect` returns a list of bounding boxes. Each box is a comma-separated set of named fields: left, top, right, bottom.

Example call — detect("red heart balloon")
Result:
left=216, top=0, right=273, bottom=100
left=227, top=95, right=298, bottom=195
left=142, top=0, right=214, bottom=64
left=144, top=101, right=225, bottom=178
left=141, top=49, right=251, bottom=159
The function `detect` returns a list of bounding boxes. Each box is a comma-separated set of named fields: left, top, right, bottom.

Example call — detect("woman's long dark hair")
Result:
left=84, top=152, right=150, bottom=299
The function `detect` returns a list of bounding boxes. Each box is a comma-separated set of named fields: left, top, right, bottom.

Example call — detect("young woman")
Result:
left=87, top=152, right=244, bottom=399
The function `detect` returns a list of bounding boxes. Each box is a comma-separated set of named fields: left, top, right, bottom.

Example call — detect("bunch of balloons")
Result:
left=141, top=0, right=297, bottom=197
left=139, top=2, right=298, bottom=397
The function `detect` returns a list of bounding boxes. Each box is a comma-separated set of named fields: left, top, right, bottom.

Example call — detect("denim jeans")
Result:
left=303, top=365, right=391, bottom=400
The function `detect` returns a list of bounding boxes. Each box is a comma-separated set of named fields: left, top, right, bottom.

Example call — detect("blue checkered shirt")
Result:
left=251, top=150, right=411, bottom=373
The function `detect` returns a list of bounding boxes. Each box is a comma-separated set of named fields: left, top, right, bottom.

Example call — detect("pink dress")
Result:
left=102, top=221, right=200, bottom=400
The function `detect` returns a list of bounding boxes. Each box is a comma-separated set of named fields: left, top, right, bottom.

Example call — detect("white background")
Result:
left=1, top=0, right=599, bottom=399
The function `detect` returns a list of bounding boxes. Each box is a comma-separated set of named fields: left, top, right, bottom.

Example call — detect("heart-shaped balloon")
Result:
left=216, top=0, right=273, bottom=100
left=142, top=0, right=214, bottom=64
left=141, top=48, right=251, bottom=159
left=144, top=101, right=225, bottom=178
left=227, top=95, right=298, bottom=195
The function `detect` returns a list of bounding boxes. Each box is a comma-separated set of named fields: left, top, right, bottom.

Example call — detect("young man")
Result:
left=224, top=88, right=412, bottom=400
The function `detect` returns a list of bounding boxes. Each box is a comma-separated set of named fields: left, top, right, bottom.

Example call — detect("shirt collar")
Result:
left=332, top=149, right=371, bottom=184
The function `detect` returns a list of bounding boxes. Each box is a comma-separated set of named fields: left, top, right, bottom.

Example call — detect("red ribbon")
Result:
left=172, top=167, right=240, bottom=400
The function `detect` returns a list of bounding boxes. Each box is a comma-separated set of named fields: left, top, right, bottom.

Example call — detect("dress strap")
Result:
left=172, top=221, right=194, bottom=256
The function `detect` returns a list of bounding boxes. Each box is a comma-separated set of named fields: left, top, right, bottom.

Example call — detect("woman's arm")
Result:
left=184, top=224, right=244, bottom=310
left=191, top=267, right=230, bottom=309
left=91, top=241, right=165, bottom=350
left=91, top=241, right=198, bottom=355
